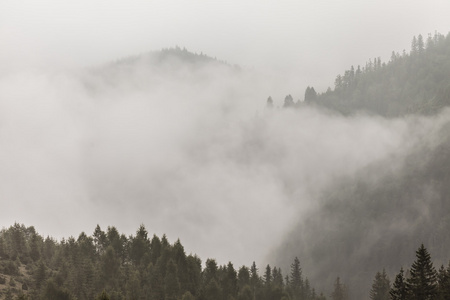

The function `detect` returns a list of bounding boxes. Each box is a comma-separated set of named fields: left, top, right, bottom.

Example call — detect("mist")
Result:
left=1, top=51, right=448, bottom=280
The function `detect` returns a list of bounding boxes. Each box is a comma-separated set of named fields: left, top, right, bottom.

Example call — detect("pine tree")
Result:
left=237, top=266, right=250, bottom=291
left=29, top=233, right=41, bottom=262
left=305, top=86, right=318, bottom=103
left=223, top=262, right=238, bottom=300
left=204, top=278, right=221, bottom=300
left=164, top=259, right=181, bottom=300
left=264, top=264, right=272, bottom=287
left=237, top=285, right=253, bottom=300
left=411, top=36, right=418, bottom=55
left=34, top=260, right=47, bottom=289
left=390, top=267, right=407, bottom=300
left=250, top=261, right=260, bottom=288
left=283, top=94, right=294, bottom=108
left=369, top=269, right=390, bottom=300
left=417, top=34, right=425, bottom=54
left=93, top=225, right=107, bottom=255
left=406, top=244, right=438, bottom=300
left=289, top=257, right=303, bottom=300
left=331, top=277, right=348, bottom=300
left=437, top=263, right=450, bottom=300
left=186, top=255, right=202, bottom=296
left=130, top=224, right=150, bottom=266
left=272, top=267, right=283, bottom=288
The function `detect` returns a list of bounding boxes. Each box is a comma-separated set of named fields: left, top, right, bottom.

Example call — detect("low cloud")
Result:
left=1, top=56, right=449, bottom=276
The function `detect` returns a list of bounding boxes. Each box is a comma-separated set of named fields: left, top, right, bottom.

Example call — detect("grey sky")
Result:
left=2, top=0, right=450, bottom=91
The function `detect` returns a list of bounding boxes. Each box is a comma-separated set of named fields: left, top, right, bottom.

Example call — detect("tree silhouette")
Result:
left=406, top=244, right=437, bottom=299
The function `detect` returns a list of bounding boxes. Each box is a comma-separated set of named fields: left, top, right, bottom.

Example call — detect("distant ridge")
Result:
left=111, top=46, right=238, bottom=69
left=272, top=32, right=450, bottom=117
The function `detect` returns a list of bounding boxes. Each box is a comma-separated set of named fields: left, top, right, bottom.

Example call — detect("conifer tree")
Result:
left=411, top=36, right=418, bottom=55
left=272, top=267, right=283, bottom=288
left=151, top=234, right=162, bottom=264
left=437, top=263, right=450, bottom=300
left=130, top=224, right=150, bottom=266
left=283, top=94, right=294, bottom=108
left=237, top=285, right=253, bottom=300
left=165, top=259, right=181, bottom=300
left=289, top=257, right=303, bottom=300
left=93, top=224, right=107, bottom=255
left=223, top=262, right=238, bottom=300
left=204, top=278, right=221, bottom=300
left=34, top=260, right=47, bottom=289
left=264, top=264, right=272, bottom=287
left=417, top=34, right=425, bottom=54
left=186, top=255, right=202, bottom=296
left=331, top=277, right=348, bottom=300
left=406, top=244, right=438, bottom=300
left=390, top=267, right=407, bottom=300
left=237, top=266, right=250, bottom=291
left=369, top=269, right=390, bottom=300
left=250, top=261, right=260, bottom=288
left=204, top=258, right=219, bottom=285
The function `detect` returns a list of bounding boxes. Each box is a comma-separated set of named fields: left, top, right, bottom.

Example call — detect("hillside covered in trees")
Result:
left=2, top=224, right=450, bottom=300
left=0, top=223, right=326, bottom=300
left=275, top=32, right=450, bottom=117
left=268, top=32, right=450, bottom=299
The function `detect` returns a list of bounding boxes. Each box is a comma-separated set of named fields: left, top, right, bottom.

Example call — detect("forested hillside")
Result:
left=270, top=32, right=450, bottom=299
left=276, top=32, right=450, bottom=117
left=0, top=224, right=326, bottom=300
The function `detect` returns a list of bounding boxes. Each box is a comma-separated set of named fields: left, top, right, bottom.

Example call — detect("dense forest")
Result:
left=0, top=223, right=327, bottom=300
left=1, top=224, right=450, bottom=300
left=273, top=31, right=450, bottom=117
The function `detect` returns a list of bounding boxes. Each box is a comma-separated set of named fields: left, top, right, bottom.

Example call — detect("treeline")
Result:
left=0, top=223, right=325, bottom=300
left=268, top=31, right=450, bottom=117
left=368, top=244, right=450, bottom=300
left=111, top=46, right=238, bottom=70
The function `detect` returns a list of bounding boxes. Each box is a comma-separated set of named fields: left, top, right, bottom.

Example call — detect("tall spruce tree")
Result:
left=331, top=277, right=348, bottom=300
left=369, top=269, right=390, bottom=300
left=390, top=267, right=407, bottom=300
left=164, top=259, right=181, bottom=300
left=437, top=263, right=450, bottom=300
left=290, top=257, right=303, bottom=300
left=406, top=244, right=438, bottom=300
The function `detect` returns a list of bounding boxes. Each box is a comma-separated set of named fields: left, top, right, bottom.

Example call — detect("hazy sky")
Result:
left=2, top=0, right=450, bottom=91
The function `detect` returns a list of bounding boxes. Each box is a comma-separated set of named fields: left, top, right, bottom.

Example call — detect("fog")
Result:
left=1, top=52, right=449, bottom=275
left=2, top=0, right=450, bottom=91
left=2, top=2, right=450, bottom=298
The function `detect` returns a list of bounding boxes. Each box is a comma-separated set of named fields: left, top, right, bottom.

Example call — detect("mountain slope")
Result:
left=306, top=32, right=450, bottom=117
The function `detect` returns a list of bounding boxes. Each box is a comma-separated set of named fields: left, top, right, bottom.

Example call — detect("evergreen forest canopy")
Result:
left=1, top=224, right=450, bottom=300
left=0, top=223, right=328, bottom=300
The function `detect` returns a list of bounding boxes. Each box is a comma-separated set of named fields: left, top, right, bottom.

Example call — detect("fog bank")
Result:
left=1, top=56, right=449, bottom=272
